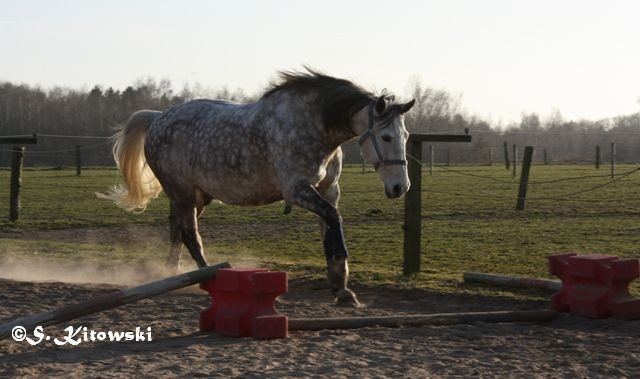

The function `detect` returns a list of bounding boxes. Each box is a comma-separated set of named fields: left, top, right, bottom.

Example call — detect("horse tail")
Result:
left=97, top=110, right=163, bottom=212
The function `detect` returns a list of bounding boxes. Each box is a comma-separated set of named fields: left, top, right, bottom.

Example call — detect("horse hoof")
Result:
left=335, top=289, right=363, bottom=308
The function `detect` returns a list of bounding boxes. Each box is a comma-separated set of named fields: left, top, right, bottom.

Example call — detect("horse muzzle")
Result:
left=385, top=183, right=409, bottom=199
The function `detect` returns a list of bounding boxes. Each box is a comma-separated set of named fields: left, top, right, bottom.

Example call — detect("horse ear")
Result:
left=375, top=96, right=387, bottom=115
left=400, top=99, right=416, bottom=114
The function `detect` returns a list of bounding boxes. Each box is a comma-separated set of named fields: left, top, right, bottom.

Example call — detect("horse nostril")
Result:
left=393, top=184, right=402, bottom=196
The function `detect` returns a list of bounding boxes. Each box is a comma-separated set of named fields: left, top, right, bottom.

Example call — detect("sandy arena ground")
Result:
left=1, top=271, right=639, bottom=378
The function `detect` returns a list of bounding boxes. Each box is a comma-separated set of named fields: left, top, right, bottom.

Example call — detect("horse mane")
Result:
left=263, top=67, right=375, bottom=133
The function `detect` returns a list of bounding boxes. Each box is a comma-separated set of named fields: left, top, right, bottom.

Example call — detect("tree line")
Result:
left=1, top=78, right=639, bottom=167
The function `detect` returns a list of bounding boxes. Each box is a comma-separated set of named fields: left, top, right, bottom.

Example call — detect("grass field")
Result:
left=1, top=163, right=639, bottom=296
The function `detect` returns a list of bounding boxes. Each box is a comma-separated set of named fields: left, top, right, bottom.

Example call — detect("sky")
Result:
left=1, top=0, right=639, bottom=124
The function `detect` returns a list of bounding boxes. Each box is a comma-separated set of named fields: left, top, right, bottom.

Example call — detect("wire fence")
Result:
left=0, top=134, right=114, bottom=167
left=0, top=141, right=112, bottom=155
left=2, top=131, right=639, bottom=206
left=29, top=134, right=111, bottom=140
left=432, top=164, right=637, bottom=185
left=402, top=152, right=640, bottom=200
left=345, top=154, right=640, bottom=212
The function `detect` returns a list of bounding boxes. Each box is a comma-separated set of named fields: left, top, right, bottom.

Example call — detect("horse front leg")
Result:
left=286, top=180, right=360, bottom=307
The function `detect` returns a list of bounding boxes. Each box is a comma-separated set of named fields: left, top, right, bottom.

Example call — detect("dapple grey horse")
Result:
left=100, top=69, right=415, bottom=306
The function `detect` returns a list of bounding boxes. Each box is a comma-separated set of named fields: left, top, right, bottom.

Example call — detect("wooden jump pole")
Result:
left=0, top=262, right=230, bottom=340
left=288, top=310, right=559, bottom=331
left=463, top=272, right=562, bottom=291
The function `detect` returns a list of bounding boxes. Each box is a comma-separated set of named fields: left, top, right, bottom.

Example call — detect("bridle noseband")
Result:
left=357, top=102, right=408, bottom=170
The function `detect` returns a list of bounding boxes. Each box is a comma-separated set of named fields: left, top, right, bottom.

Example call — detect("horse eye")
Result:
left=382, top=135, right=392, bottom=142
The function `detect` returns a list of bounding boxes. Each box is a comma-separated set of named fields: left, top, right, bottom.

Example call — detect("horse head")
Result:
left=356, top=94, right=415, bottom=199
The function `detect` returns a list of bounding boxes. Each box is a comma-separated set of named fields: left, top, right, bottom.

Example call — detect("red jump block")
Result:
left=200, top=268, right=288, bottom=338
left=549, top=253, right=640, bottom=319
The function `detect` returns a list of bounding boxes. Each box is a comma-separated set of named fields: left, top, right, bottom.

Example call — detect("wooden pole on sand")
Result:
left=463, top=272, right=562, bottom=291
left=288, top=310, right=559, bottom=331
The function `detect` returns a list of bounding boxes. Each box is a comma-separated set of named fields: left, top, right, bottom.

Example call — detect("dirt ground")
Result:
left=1, top=274, right=639, bottom=378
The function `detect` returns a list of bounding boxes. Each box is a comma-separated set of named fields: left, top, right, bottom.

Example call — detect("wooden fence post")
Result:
left=446, top=147, right=450, bottom=166
left=610, top=142, right=615, bottom=178
left=75, top=146, right=82, bottom=176
left=516, top=146, right=534, bottom=210
left=403, top=139, right=422, bottom=276
left=503, top=141, right=510, bottom=170
left=429, top=145, right=434, bottom=175
left=362, top=158, right=365, bottom=174
left=9, top=146, right=25, bottom=222
left=543, top=149, right=548, bottom=165
left=489, top=147, right=494, bottom=166
left=512, top=145, right=517, bottom=178
left=401, top=133, right=472, bottom=276
left=595, top=145, right=600, bottom=169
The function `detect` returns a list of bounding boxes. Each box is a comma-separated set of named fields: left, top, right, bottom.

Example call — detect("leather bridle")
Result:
left=357, top=102, right=408, bottom=170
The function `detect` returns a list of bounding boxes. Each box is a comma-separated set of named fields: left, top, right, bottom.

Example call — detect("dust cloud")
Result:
left=0, top=254, right=263, bottom=287
left=0, top=226, right=265, bottom=286
left=0, top=255, right=169, bottom=286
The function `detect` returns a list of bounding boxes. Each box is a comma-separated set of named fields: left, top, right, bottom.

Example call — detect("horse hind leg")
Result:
left=165, top=187, right=211, bottom=271
left=173, top=199, right=208, bottom=268
left=165, top=201, right=184, bottom=273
